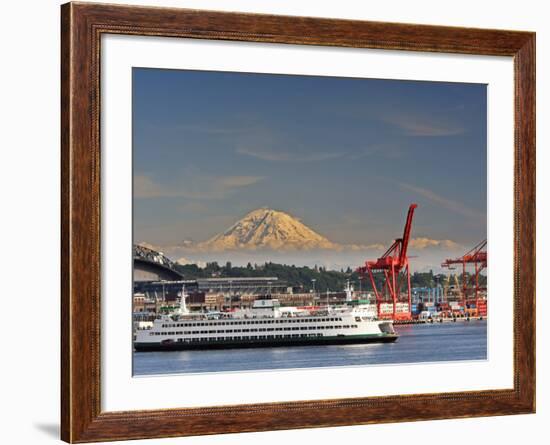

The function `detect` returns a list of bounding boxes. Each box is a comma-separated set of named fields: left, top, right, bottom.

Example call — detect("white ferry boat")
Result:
left=134, top=287, right=398, bottom=351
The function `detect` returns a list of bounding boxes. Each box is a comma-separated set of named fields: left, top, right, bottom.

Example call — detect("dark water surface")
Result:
left=133, top=320, right=487, bottom=376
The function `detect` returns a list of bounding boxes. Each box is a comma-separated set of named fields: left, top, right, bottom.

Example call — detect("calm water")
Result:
left=133, top=320, right=487, bottom=376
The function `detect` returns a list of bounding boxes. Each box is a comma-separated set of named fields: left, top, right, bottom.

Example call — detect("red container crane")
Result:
left=357, top=204, right=418, bottom=321
left=441, top=239, right=487, bottom=315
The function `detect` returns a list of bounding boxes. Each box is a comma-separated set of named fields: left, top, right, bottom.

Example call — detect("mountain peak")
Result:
left=198, top=208, right=337, bottom=251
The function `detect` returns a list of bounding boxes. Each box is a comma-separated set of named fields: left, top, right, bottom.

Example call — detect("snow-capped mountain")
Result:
left=197, top=208, right=338, bottom=251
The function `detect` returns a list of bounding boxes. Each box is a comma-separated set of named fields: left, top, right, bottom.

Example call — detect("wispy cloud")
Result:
left=134, top=175, right=168, bottom=199
left=399, top=182, right=484, bottom=221
left=230, top=121, right=349, bottom=163
left=409, top=237, right=461, bottom=250
left=134, top=173, right=264, bottom=200
left=176, top=123, right=245, bottom=136
left=346, top=243, right=386, bottom=251
left=143, top=121, right=246, bottom=136
left=347, top=144, right=404, bottom=160
left=236, top=146, right=344, bottom=162
left=218, top=176, right=265, bottom=188
left=381, top=112, right=465, bottom=137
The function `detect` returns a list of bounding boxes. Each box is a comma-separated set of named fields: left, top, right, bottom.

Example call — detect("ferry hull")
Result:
left=134, top=333, right=398, bottom=352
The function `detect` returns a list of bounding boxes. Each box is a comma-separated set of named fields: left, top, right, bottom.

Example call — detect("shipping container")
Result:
left=396, top=303, right=410, bottom=313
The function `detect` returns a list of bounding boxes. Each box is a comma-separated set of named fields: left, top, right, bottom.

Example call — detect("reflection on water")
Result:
left=133, top=320, right=487, bottom=376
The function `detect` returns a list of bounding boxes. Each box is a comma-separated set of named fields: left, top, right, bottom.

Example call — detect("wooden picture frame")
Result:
left=61, top=2, right=535, bottom=442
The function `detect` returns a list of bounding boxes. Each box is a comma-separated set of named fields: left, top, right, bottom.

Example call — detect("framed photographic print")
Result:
left=61, top=2, right=535, bottom=442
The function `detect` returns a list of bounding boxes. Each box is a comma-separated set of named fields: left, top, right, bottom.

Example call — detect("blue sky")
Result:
left=133, top=68, right=486, bottom=260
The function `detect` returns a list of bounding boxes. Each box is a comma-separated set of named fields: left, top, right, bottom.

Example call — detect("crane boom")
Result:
left=442, top=239, right=487, bottom=311
left=399, top=204, right=418, bottom=267
left=356, top=203, right=418, bottom=321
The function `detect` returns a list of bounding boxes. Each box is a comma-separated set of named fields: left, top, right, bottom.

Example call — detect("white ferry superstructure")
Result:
left=134, top=287, right=398, bottom=351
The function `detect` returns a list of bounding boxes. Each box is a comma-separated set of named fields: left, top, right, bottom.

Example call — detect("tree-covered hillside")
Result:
left=173, top=261, right=486, bottom=293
